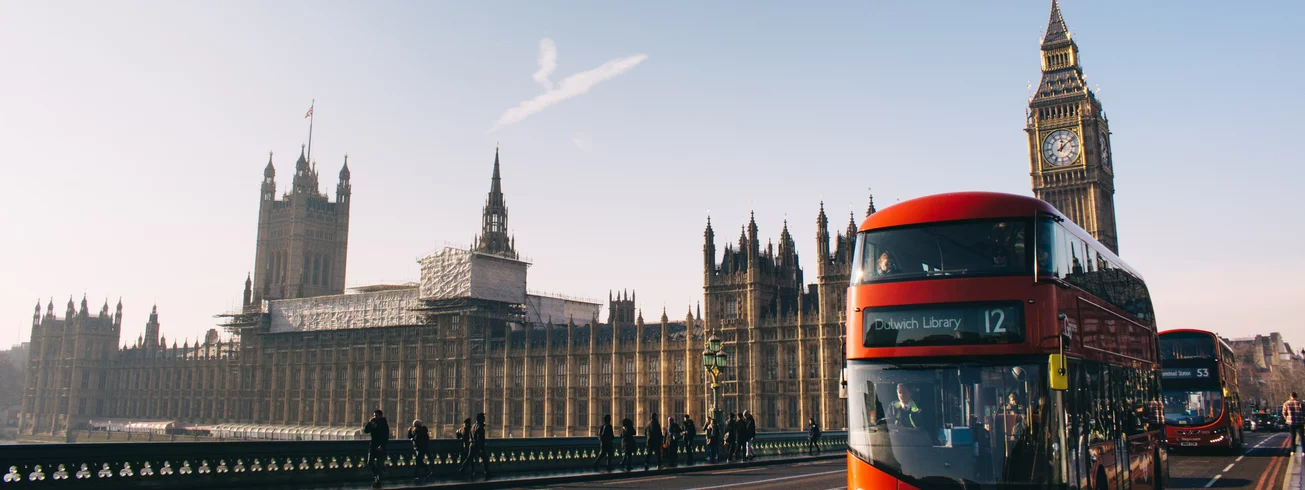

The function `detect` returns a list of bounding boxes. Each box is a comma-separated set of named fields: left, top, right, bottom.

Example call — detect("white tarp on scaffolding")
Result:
left=524, top=294, right=601, bottom=324
left=269, top=288, right=422, bottom=333
left=418, top=247, right=527, bottom=304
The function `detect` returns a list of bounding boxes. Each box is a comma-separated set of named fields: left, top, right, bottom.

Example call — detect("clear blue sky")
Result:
left=2, top=1, right=1301, bottom=350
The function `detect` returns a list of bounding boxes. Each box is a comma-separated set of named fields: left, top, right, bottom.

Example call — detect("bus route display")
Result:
left=863, top=301, right=1025, bottom=348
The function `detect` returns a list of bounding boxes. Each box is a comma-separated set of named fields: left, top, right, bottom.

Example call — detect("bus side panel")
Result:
left=847, top=453, right=905, bottom=490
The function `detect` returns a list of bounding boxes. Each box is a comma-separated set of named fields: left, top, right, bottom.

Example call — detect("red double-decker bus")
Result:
left=845, top=192, right=1168, bottom=490
left=1159, top=329, right=1243, bottom=450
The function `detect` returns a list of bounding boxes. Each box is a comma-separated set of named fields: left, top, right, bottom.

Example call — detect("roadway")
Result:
left=1170, top=432, right=1291, bottom=490
left=524, top=432, right=1292, bottom=490
left=519, top=459, right=845, bottom=490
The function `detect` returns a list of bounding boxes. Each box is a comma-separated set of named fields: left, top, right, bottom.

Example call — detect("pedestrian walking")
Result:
left=644, top=413, right=663, bottom=469
left=454, top=418, right=472, bottom=465
left=682, top=415, right=697, bottom=463
left=664, top=416, right=682, bottom=465
left=806, top=418, right=821, bottom=455
left=593, top=414, right=616, bottom=470
left=743, top=410, right=757, bottom=461
left=704, top=417, right=721, bottom=463
left=458, top=412, right=491, bottom=478
left=724, top=412, right=739, bottom=461
left=408, top=419, right=432, bottom=479
left=363, top=409, right=390, bottom=488
left=1285, top=392, right=1305, bottom=453
left=619, top=418, right=637, bottom=471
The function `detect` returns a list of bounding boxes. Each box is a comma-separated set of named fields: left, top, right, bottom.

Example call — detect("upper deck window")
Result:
left=1160, top=332, right=1217, bottom=360
left=851, top=219, right=1029, bottom=285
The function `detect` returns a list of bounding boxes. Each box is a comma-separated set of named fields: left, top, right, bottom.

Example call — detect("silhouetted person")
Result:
left=619, top=418, right=637, bottom=471
left=724, top=412, right=740, bottom=461
left=363, top=409, right=390, bottom=488
left=455, top=418, right=472, bottom=465
left=704, top=417, right=721, bottom=462
left=806, top=418, right=821, bottom=455
left=682, top=415, right=697, bottom=463
left=742, top=410, right=757, bottom=461
left=593, top=414, right=615, bottom=470
left=407, top=419, right=431, bottom=479
left=458, top=412, right=490, bottom=478
left=664, top=416, right=682, bottom=465
left=644, top=413, right=663, bottom=469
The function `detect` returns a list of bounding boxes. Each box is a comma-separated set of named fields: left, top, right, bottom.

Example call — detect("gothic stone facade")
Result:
left=21, top=147, right=851, bottom=438
left=700, top=199, right=874, bottom=433
left=1027, top=0, right=1120, bottom=254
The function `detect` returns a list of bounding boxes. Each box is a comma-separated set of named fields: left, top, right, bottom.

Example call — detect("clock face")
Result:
left=1042, top=130, right=1080, bottom=167
left=1099, top=132, right=1111, bottom=167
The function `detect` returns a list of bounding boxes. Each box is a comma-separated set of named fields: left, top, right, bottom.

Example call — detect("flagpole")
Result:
left=306, top=99, right=315, bottom=164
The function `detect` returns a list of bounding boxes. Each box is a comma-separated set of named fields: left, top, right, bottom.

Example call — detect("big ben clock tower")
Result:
left=1027, top=0, right=1119, bottom=254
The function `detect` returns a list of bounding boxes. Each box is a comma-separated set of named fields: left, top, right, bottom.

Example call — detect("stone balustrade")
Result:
left=0, top=431, right=846, bottom=487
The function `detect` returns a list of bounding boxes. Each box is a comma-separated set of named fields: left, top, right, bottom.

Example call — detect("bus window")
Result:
left=846, top=360, right=1059, bottom=485
left=852, top=219, right=1030, bottom=285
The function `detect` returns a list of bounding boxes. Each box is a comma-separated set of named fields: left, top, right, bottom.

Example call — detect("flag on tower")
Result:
left=305, top=105, right=314, bottom=119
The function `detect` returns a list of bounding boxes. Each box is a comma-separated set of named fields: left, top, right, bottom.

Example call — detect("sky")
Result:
left=1, top=1, right=1302, bottom=352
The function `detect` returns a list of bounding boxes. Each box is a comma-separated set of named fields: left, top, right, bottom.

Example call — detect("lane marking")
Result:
left=1251, top=435, right=1288, bottom=490
left=1224, top=463, right=1235, bottom=472
left=712, top=467, right=764, bottom=475
left=609, top=476, right=677, bottom=485
left=1204, top=474, right=1221, bottom=488
left=1237, top=456, right=1246, bottom=462
left=681, top=469, right=846, bottom=490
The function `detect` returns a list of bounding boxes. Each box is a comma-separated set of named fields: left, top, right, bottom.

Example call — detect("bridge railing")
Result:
left=0, top=431, right=847, bottom=487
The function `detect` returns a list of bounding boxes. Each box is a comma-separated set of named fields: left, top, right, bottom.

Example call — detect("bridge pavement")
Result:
left=1169, top=432, right=1290, bottom=490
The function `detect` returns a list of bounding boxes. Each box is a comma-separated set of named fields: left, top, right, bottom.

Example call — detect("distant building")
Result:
left=1229, top=333, right=1305, bottom=413
left=20, top=145, right=851, bottom=439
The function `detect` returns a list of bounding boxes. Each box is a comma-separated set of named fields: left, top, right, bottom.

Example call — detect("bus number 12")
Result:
left=984, top=309, right=1007, bottom=334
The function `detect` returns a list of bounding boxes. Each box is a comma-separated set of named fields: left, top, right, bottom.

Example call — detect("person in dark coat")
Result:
left=363, top=409, right=390, bottom=488
left=682, top=415, right=697, bottom=463
left=703, top=417, right=721, bottom=463
left=458, top=412, right=490, bottom=478
left=644, top=413, right=663, bottom=469
left=743, top=411, right=757, bottom=461
left=664, top=416, right=682, bottom=465
left=724, top=412, right=739, bottom=461
left=593, top=414, right=616, bottom=470
left=805, top=418, right=821, bottom=455
left=454, top=418, right=472, bottom=465
left=408, top=419, right=432, bottom=479
left=619, top=418, right=637, bottom=471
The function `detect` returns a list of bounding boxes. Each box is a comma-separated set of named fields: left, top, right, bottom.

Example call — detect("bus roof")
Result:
left=859, top=191, right=1143, bottom=281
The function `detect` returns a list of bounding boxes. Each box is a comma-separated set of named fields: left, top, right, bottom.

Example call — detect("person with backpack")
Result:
left=704, top=417, right=721, bottom=463
left=407, top=419, right=432, bottom=479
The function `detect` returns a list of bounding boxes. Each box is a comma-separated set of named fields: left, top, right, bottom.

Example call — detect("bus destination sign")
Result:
left=1161, top=367, right=1212, bottom=380
left=863, top=302, right=1024, bottom=348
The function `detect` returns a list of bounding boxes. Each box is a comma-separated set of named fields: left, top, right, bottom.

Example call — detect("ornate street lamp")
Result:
left=703, top=335, right=728, bottom=427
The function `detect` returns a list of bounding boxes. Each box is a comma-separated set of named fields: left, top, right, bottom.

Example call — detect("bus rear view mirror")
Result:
left=1049, top=354, right=1069, bottom=391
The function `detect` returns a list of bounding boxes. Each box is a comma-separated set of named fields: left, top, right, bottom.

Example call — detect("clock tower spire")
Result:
left=1027, top=0, right=1119, bottom=254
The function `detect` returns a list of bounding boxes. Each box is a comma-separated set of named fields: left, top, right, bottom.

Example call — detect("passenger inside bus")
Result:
left=876, top=251, right=899, bottom=277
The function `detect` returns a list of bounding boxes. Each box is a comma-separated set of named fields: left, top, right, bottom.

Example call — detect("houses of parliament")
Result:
left=20, top=1, right=1119, bottom=440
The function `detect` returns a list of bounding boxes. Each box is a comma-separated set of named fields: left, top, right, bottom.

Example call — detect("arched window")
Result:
left=303, top=254, right=312, bottom=284
left=322, top=256, right=331, bottom=288
left=312, top=254, right=321, bottom=286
